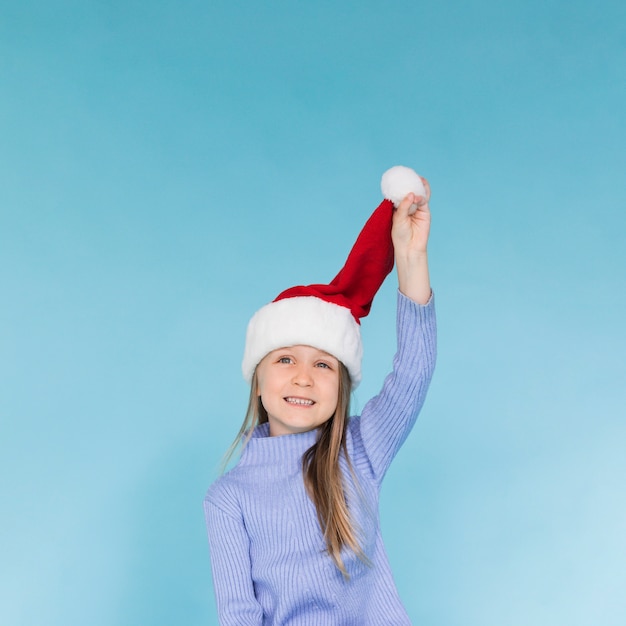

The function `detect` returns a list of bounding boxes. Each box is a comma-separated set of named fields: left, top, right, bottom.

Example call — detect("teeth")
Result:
left=285, top=397, right=314, bottom=406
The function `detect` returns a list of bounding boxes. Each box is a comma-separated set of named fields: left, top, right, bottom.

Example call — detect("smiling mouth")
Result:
left=284, top=397, right=315, bottom=406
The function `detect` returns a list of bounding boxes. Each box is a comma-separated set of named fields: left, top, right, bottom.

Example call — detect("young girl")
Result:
left=204, top=166, right=437, bottom=625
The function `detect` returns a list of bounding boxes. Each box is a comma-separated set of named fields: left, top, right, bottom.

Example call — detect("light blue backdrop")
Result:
left=1, top=1, right=625, bottom=624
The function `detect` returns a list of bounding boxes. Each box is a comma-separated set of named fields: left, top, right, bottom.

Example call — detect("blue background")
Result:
left=2, top=1, right=625, bottom=624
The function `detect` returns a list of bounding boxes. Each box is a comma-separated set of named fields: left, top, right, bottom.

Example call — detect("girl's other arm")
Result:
left=204, top=498, right=263, bottom=626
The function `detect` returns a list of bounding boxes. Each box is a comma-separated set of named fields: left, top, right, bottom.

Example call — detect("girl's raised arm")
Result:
left=352, top=179, right=436, bottom=484
left=391, top=178, right=432, bottom=305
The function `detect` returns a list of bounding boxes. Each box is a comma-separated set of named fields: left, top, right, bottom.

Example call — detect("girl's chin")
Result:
left=268, top=420, right=328, bottom=437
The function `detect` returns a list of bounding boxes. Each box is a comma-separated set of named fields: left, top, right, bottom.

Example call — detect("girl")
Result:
left=204, top=166, right=437, bottom=625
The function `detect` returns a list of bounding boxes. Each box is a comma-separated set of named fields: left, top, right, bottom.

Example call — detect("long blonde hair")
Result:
left=223, top=362, right=365, bottom=578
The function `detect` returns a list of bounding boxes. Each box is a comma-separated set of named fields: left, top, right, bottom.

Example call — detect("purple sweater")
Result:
left=204, top=292, right=437, bottom=625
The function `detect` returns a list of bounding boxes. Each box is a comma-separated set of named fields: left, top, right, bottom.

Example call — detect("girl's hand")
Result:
left=391, top=177, right=431, bottom=256
left=391, top=177, right=432, bottom=305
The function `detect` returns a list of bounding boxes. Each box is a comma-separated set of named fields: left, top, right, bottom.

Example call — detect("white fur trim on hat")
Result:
left=242, top=296, right=363, bottom=387
left=381, top=165, right=426, bottom=208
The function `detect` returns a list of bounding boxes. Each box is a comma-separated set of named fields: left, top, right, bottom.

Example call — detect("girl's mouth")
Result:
left=284, top=397, right=315, bottom=406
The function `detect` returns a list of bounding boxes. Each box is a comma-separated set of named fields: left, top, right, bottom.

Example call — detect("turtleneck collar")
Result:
left=238, top=422, right=319, bottom=467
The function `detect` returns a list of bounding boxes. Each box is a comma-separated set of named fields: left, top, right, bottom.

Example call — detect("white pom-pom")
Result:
left=381, top=165, right=426, bottom=209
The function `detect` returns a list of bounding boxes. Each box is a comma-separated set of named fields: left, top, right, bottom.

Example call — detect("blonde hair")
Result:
left=223, top=362, right=366, bottom=578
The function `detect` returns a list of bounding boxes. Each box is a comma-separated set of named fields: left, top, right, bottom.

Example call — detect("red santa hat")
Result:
left=242, top=165, right=425, bottom=388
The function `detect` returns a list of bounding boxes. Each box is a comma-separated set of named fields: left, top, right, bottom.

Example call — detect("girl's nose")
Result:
left=292, top=366, right=313, bottom=386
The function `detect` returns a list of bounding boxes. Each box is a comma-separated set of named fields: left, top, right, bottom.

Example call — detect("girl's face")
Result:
left=256, top=345, right=340, bottom=437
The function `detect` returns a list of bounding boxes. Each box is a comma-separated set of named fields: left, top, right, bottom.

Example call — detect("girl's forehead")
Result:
left=270, top=345, right=338, bottom=360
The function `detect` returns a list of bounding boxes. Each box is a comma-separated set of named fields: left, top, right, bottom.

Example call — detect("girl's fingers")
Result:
left=396, top=193, right=417, bottom=217
left=397, top=180, right=431, bottom=217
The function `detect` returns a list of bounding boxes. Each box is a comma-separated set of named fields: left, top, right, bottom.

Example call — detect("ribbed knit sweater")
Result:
left=204, top=292, right=437, bottom=625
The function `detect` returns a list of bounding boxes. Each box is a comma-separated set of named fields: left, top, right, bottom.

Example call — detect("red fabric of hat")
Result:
left=274, top=199, right=395, bottom=324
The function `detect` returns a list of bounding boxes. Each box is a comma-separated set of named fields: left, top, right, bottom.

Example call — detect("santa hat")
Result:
left=242, top=165, right=425, bottom=388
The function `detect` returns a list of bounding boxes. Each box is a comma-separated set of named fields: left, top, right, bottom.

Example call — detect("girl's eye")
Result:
left=315, top=362, right=331, bottom=369
left=278, top=357, right=293, bottom=364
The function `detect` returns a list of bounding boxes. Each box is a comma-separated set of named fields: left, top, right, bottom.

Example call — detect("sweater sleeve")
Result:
left=204, top=491, right=263, bottom=626
left=355, top=290, right=437, bottom=485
